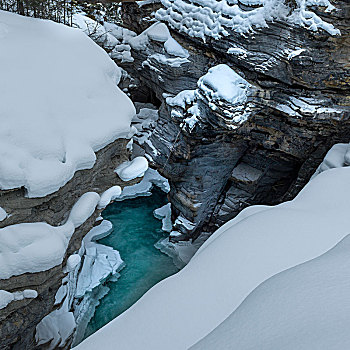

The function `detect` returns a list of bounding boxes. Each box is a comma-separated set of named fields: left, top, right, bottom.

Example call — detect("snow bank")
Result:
left=98, top=186, right=122, bottom=209
left=115, top=157, right=149, bottom=181
left=312, top=143, right=350, bottom=178
left=192, top=234, right=350, bottom=349
left=75, top=165, right=350, bottom=350
left=0, top=11, right=135, bottom=197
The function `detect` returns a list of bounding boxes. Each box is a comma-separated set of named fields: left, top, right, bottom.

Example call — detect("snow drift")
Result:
left=0, top=10, right=135, bottom=197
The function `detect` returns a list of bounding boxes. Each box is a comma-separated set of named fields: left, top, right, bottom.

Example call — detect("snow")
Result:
left=115, top=156, right=149, bottom=181
left=198, top=64, right=251, bottom=105
left=192, top=234, right=350, bottom=350
left=68, top=193, right=101, bottom=228
left=36, top=219, right=122, bottom=349
left=167, top=64, right=253, bottom=130
left=0, top=191, right=102, bottom=279
left=75, top=164, right=350, bottom=350
left=0, top=207, right=7, bottom=221
left=0, top=11, right=135, bottom=197
left=98, top=186, right=122, bottom=209
left=0, top=289, right=37, bottom=310
left=65, top=254, right=81, bottom=273
left=288, top=48, right=307, bottom=60
left=312, top=143, right=350, bottom=178
left=155, top=0, right=340, bottom=41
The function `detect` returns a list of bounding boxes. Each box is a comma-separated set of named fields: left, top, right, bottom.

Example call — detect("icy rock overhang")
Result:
left=155, top=0, right=340, bottom=41
left=0, top=11, right=135, bottom=198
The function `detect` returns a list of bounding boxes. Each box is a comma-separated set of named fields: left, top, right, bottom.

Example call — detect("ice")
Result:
left=0, top=11, right=135, bottom=198
left=117, top=168, right=170, bottom=200
left=153, top=203, right=172, bottom=232
left=75, top=164, right=350, bottom=350
left=36, top=218, right=122, bottom=349
left=115, top=156, right=149, bottom=181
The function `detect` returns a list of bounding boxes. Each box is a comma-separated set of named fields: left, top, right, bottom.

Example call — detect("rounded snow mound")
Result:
left=0, top=11, right=135, bottom=197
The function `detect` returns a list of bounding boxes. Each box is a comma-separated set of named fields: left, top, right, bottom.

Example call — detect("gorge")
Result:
left=0, top=0, right=350, bottom=349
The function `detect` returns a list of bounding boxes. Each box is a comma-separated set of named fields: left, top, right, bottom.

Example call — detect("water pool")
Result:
left=83, top=188, right=179, bottom=339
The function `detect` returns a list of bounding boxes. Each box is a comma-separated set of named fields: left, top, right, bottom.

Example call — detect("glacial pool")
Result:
left=83, top=188, right=179, bottom=340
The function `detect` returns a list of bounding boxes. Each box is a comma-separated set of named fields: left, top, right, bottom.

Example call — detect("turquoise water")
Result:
left=84, top=188, right=179, bottom=339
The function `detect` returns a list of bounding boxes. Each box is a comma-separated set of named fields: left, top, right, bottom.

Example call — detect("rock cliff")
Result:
left=116, top=0, right=350, bottom=239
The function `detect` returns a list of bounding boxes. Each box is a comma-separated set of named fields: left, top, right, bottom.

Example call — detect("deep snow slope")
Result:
left=0, top=10, right=135, bottom=197
left=191, top=234, right=350, bottom=350
left=76, top=163, right=350, bottom=350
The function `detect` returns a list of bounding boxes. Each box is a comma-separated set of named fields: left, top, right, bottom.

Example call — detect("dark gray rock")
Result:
left=115, top=0, right=350, bottom=239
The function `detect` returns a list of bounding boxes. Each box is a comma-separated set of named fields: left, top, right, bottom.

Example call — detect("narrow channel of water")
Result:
left=83, top=188, right=179, bottom=340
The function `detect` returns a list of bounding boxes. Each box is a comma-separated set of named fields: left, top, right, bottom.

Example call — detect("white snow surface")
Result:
left=0, top=191, right=100, bottom=279
left=98, top=186, right=122, bottom=209
left=0, top=289, right=38, bottom=309
left=117, top=168, right=170, bottom=200
left=192, top=234, right=350, bottom=349
left=0, top=207, right=7, bottom=221
left=155, top=0, right=340, bottom=41
left=75, top=165, right=350, bottom=350
left=0, top=11, right=135, bottom=197
left=115, top=156, right=149, bottom=181
left=198, top=64, right=251, bottom=105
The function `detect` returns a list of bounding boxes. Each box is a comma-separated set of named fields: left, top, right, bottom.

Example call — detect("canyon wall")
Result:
left=116, top=0, right=350, bottom=239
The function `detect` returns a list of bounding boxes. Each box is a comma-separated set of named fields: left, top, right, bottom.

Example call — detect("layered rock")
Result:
left=115, top=0, right=350, bottom=239
left=0, top=139, right=132, bottom=349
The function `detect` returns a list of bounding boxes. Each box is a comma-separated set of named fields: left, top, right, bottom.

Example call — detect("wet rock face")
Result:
left=118, top=0, right=350, bottom=238
left=0, top=139, right=130, bottom=349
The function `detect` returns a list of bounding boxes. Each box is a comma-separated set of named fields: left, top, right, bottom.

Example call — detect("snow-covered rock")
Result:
left=155, top=0, right=340, bottom=41
left=0, top=10, right=135, bottom=198
left=115, top=156, right=149, bottom=181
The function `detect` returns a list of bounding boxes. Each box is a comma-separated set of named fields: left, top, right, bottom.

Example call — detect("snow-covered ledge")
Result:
left=0, top=10, right=137, bottom=350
